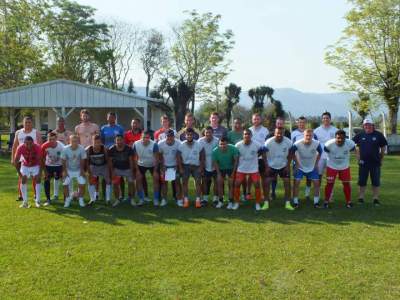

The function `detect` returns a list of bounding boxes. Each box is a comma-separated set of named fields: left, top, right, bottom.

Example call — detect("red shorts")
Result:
left=326, top=167, right=351, bottom=183
left=235, top=172, right=260, bottom=183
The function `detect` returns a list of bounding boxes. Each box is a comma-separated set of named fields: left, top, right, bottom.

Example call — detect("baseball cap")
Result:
left=166, top=129, right=175, bottom=136
left=363, top=118, right=373, bottom=125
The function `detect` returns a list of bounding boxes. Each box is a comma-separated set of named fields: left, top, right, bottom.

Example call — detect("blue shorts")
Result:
left=294, top=168, right=319, bottom=180
left=358, top=164, right=380, bottom=187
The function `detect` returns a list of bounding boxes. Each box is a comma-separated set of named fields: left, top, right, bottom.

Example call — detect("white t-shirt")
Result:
left=249, top=126, right=269, bottom=145
left=324, top=139, right=355, bottom=170
left=235, top=140, right=263, bottom=173
left=292, top=139, right=322, bottom=173
left=264, top=137, right=292, bottom=169
left=43, top=141, right=64, bottom=166
left=314, top=125, right=338, bottom=158
left=133, top=140, right=158, bottom=168
left=16, top=128, right=38, bottom=145
left=158, top=139, right=180, bottom=167
left=198, top=136, right=219, bottom=171
left=61, top=145, right=87, bottom=172
left=178, top=141, right=204, bottom=166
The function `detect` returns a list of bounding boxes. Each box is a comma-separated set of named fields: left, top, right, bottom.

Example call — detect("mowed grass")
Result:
left=0, top=154, right=400, bottom=299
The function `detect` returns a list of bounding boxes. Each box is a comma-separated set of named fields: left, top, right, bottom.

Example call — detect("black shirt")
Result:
left=87, top=145, right=107, bottom=166
left=108, top=145, right=134, bottom=170
left=353, top=130, right=387, bottom=166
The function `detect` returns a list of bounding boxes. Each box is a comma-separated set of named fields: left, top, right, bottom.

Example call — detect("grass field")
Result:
left=1, top=154, right=400, bottom=299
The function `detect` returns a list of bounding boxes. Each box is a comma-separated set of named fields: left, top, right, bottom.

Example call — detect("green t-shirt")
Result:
left=227, top=130, right=242, bottom=145
left=212, top=144, right=239, bottom=170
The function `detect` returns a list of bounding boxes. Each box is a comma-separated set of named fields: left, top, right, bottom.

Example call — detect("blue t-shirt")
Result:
left=353, top=130, right=387, bottom=166
left=100, top=124, right=124, bottom=148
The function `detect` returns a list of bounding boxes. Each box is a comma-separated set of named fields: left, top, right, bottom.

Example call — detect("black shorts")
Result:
left=45, top=165, right=63, bottom=180
left=358, top=164, right=380, bottom=187
left=220, top=169, right=233, bottom=177
left=258, top=158, right=265, bottom=174
left=267, top=167, right=290, bottom=179
left=204, top=170, right=217, bottom=178
left=139, top=166, right=154, bottom=175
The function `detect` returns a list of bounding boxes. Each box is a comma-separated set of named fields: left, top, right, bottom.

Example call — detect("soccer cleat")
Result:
left=215, top=201, right=224, bottom=209
left=183, top=198, right=190, bottom=208
left=176, top=199, right=183, bottom=207
left=64, top=197, right=72, bottom=208
left=358, top=198, right=365, bottom=204
left=373, top=199, right=380, bottom=206
left=226, top=202, right=233, bottom=210
left=285, top=201, right=294, bottom=211
left=160, top=199, right=168, bottom=207
left=144, top=197, right=151, bottom=203
left=43, top=200, right=51, bottom=207
left=79, top=198, right=86, bottom=207
left=137, top=199, right=144, bottom=207
left=35, top=201, right=41, bottom=208
left=87, top=200, right=96, bottom=207
left=346, top=202, right=353, bottom=208
left=255, top=203, right=262, bottom=211
left=231, top=202, right=239, bottom=210
left=261, top=201, right=269, bottom=210
left=323, top=202, right=330, bottom=209
left=195, top=199, right=202, bottom=208
left=19, top=201, right=30, bottom=208
left=314, top=203, right=320, bottom=208
left=112, top=199, right=121, bottom=208
left=153, top=199, right=160, bottom=207
left=130, top=198, right=137, bottom=207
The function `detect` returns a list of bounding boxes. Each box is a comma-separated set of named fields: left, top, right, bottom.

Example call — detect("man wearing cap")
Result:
left=353, top=118, right=387, bottom=205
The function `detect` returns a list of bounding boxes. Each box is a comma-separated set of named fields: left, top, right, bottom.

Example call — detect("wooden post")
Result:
left=9, top=108, right=16, bottom=132
left=144, top=105, right=148, bottom=130
left=34, top=109, right=41, bottom=130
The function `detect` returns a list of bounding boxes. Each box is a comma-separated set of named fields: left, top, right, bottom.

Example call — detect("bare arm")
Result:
left=11, top=134, right=19, bottom=163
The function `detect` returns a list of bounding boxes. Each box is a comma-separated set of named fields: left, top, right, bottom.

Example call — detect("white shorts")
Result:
left=318, top=157, right=328, bottom=175
left=63, top=170, right=86, bottom=185
left=20, top=165, right=40, bottom=178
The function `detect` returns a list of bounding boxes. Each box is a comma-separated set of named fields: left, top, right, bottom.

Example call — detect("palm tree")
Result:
left=224, top=83, right=242, bottom=129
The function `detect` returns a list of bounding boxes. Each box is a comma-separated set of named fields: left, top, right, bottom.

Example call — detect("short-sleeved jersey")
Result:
left=198, top=136, right=219, bottom=171
left=227, top=130, right=243, bottom=145
left=15, top=143, right=42, bottom=167
left=100, top=124, right=124, bottom=148
left=324, top=139, right=355, bottom=170
left=158, top=139, right=180, bottom=167
left=211, top=126, right=228, bottom=140
left=52, top=129, right=73, bottom=145
left=133, top=140, right=159, bottom=168
left=235, top=140, right=263, bottom=173
left=41, top=141, right=64, bottom=166
left=86, top=145, right=107, bottom=166
left=292, top=139, right=322, bottom=173
left=249, top=125, right=269, bottom=145
left=314, top=125, right=338, bottom=158
left=124, top=129, right=142, bottom=147
left=264, top=137, right=292, bottom=170
left=75, top=122, right=100, bottom=148
left=291, top=129, right=318, bottom=143
left=178, top=140, right=204, bottom=166
left=16, top=128, right=39, bottom=146
left=212, top=144, right=239, bottom=171
left=108, top=145, right=134, bottom=170
left=353, top=130, right=388, bottom=166
left=61, top=145, right=87, bottom=172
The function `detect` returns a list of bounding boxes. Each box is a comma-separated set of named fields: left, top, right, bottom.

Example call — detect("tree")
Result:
left=325, top=0, right=400, bottom=134
left=140, top=29, right=168, bottom=97
left=169, top=10, right=234, bottom=114
left=350, top=92, right=379, bottom=121
left=127, top=78, right=136, bottom=94
left=248, top=85, right=273, bottom=113
left=224, top=83, right=241, bottom=129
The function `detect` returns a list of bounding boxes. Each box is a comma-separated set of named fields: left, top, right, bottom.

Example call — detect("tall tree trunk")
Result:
left=388, top=99, right=399, bottom=134
left=190, top=93, right=195, bottom=114
left=146, top=75, right=151, bottom=97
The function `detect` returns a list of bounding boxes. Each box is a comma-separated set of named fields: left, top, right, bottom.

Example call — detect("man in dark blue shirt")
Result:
left=353, top=118, right=387, bottom=205
left=100, top=112, right=124, bottom=149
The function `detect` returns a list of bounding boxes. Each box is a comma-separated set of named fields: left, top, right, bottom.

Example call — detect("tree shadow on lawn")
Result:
left=43, top=199, right=400, bottom=228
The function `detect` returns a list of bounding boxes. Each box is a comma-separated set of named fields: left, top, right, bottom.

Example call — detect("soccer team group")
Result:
left=11, top=109, right=388, bottom=211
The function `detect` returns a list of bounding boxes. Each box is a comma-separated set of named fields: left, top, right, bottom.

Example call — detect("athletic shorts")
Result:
left=318, top=157, right=328, bottom=175
left=20, top=165, right=40, bottom=178
left=235, top=172, right=260, bottom=183
left=45, top=165, right=62, bottom=180
left=160, top=166, right=180, bottom=182
left=219, top=169, right=233, bottom=177
left=183, top=164, right=200, bottom=180
left=139, top=165, right=154, bottom=176
left=204, top=170, right=217, bottom=178
left=89, top=164, right=110, bottom=184
left=63, top=170, right=86, bottom=185
left=294, top=168, right=319, bottom=180
left=113, top=168, right=134, bottom=184
left=267, top=167, right=290, bottom=179
left=258, top=158, right=265, bottom=174
left=358, top=164, right=380, bottom=187
left=326, top=167, right=351, bottom=183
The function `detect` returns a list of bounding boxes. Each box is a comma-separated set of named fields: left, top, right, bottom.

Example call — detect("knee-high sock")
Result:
left=18, top=177, right=22, bottom=198
left=53, top=179, right=59, bottom=197
left=343, top=182, right=351, bottom=204
left=88, top=185, right=96, bottom=201
left=35, top=183, right=41, bottom=203
left=234, top=187, right=241, bottom=203
left=271, top=179, right=277, bottom=194
left=325, top=182, right=334, bottom=202
left=32, top=178, right=36, bottom=196
left=255, top=187, right=262, bottom=203
left=44, top=179, right=51, bottom=200
left=21, top=183, right=28, bottom=202
left=106, top=185, right=111, bottom=201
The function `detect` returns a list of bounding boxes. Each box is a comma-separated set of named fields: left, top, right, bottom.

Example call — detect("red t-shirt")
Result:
left=154, top=128, right=166, bottom=141
left=124, top=130, right=142, bottom=147
left=15, top=143, right=42, bottom=167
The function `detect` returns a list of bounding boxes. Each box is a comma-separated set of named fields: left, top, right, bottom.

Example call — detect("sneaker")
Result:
left=87, top=200, right=96, bottom=207
left=195, top=199, right=202, bottom=208
left=346, top=202, right=353, bottom=208
left=285, top=201, right=294, bottom=211
left=231, top=202, right=239, bottom=210
left=19, top=201, right=30, bottom=208
left=261, top=201, right=269, bottom=210
left=255, top=203, right=261, bottom=211
left=177, top=199, right=183, bottom=207
left=153, top=199, right=160, bottom=207
left=358, top=198, right=365, bottom=204
left=215, top=201, right=224, bottom=209
left=44, top=200, right=51, bottom=207
left=323, top=202, right=330, bottom=209
left=144, top=197, right=151, bottom=203
left=183, top=198, right=190, bottom=208
left=130, top=198, right=137, bottom=207
left=34, top=201, right=41, bottom=208
left=373, top=199, right=380, bottom=206
left=314, top=202, right=320, bottom=208
left=227, top=202, right=233, bottom=210
left=79, top=198, right=86, bottom=207
left=112, top=199, right=121, bottom=208
left=64, top=197, right=72, bottom=208
left=160, top=199, right=168, bottom=207
left=137, top=199, right=144, bottom=207
left=212, top=200, right=219, bottom=207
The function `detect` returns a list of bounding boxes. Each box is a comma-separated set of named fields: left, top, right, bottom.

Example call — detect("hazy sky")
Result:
left=77, top=0, right=350, bottom=93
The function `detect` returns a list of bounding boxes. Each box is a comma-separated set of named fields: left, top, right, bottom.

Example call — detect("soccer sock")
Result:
left=35, top=184, right=41, bottom=203
left=343, top=182, right=351, bottom=204
left=32, top=178, right=36, bottom=196
left=106, top=185, right=111, bottom=201
left=271, top=180, right=277, bottom=194
left=88, top=185, right=96, bottom=201
left=305, top=186, right=311, bottom=197
left=293, top=197, right=299, bottom=204
left=234, top=187, right=241, bottom=203
left=255, top=187, right=262, bottom=204
left=325, top=182, right=334, bottom=202
left=137, top=190, right=145, bottom=200
left=21, top=183, right=28, bottom=202
left=313, top=196, right=319, bottom=204
left=18, top=178, right=22, bottom=198
left=44, top=179, right=51, bottom=200
left=154, top=191, right=160, bottom=201
left=53, top=179, right=59, bottom=197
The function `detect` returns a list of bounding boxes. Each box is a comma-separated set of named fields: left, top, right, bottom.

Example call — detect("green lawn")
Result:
left=0, top=154, right=400, bottom=299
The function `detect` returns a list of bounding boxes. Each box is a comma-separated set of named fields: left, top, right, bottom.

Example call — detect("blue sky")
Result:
left=78, top=0, right=350, bottom=93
